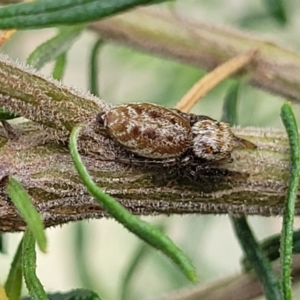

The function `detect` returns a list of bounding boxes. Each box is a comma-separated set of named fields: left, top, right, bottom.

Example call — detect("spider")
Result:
left=95, top=102, right=256, bottom=167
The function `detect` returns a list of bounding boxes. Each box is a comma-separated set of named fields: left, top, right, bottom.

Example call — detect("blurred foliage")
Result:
left=1, top=0, right=300, bottom=299
left=22, top=289, right=102, bottom=300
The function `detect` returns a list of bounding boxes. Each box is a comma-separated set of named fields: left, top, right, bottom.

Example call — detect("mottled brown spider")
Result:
left=95, top=102, right=256, bottom=167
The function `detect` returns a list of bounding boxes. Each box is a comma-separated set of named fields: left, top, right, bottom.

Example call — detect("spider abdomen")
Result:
left=97, top=103, right=192, bottom=159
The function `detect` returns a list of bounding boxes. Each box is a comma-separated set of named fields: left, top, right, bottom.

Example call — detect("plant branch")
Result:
left=0, top=120, right=296, bottom=232
left=156, top=254, right=300, bottom=300
left=0, top=48, right=296, bottom=232
left=90, top=7, right=300, bottom=103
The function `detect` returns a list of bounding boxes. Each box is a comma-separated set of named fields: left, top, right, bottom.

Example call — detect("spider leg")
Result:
left=233, top=135, right=257, bottom=149
left=116, top=156, right=178, bottom=167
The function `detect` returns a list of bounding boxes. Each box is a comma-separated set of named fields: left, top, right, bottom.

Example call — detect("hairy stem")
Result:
left=91, top=7, right=300, bottom=103
left=0, top=121, right=295, bottom=232
left=0, top=36, right=295, bottom=232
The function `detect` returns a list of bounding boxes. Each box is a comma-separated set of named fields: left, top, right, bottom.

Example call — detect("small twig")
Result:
left=90, top=7, right=300, bottom=103
left=156, top=255, right=300, bottom=300
left=175, top=50, right=256, bottom=113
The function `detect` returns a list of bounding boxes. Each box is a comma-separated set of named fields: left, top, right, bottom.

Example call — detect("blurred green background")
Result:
left=2, top=0, right=300, bottom=299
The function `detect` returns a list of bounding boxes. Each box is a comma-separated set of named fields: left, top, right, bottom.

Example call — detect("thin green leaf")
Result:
left=263, top=0, right=287, bottom=24
left=231, top=217, right=282, bottom=300
left=223, top=84, right=281, bottom=299
left=280, top=102, right=300, bottom=300
left=0, top=108, right=17, bottom=120
left=22, top=289, right=102, bottom=300
left=73, top=223, right=107, bottom=294
left=221, top=81, right=239, bottom=125
left=6, top=177, right=47, bottom=252
left=120, top=243, right=148, bottom=300
left=52, top=53, right=67, bottom=81
left=120, top=222, right=166, bottom=300
left=89, top=39, right=104, bottom=96
left=69, top=125, right=197, bottom=282
left=0, top=0, right=169, bottom=29
left=22, top=230, right=48, bottom=300
left=27, top=25, right=84, bottom=70
left=243, top=230, right=300, bottom=272
left=0, top=234, right=3, bottom=253
left=39, top=289, right=102, bottom=300
left=4, top=238, right=23, bottom=300
left=74, top=223, right=92, bottom=288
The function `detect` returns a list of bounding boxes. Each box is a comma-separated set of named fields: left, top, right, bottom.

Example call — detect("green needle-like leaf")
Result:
left=52, top=53, right=67, bottom=81
left=280, top=102, right=300, bottom=300
left=231, top=217, right=282, bottom=300
left=69, top=125, right=197, bottom=282
left=22, top=230, right=48, bottom=300
left=242, top=230, right=300, bottom=272
left=223, top=83, right=281, bottom=300
left=0, top=0, right=169, bottom=29
left=89, top=39, right=104, bottom=96
left=6, top=177, right=47, bottom=252
left=221, top=81, right=239, bottom=125
left=120, top=222, right=166, bottom=300
left=27, top=25, right=84, bottom=70
left=42, top=289, right=102, bottom=300
left=263, top=0, right=287, bottom=24
left=4, top=238, right=23, bottom=300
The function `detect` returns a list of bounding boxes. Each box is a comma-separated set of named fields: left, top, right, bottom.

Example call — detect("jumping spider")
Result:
left=95, top=102, right=256, bottom=168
